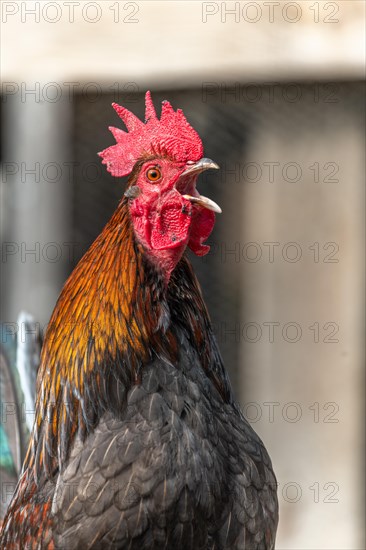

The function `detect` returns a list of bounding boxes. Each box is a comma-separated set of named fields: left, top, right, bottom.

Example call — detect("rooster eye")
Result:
left=146, top=167, right=162, bottom=182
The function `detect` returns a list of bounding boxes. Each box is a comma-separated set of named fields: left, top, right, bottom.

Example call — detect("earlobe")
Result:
left=124, top=186, right=141, bottom=199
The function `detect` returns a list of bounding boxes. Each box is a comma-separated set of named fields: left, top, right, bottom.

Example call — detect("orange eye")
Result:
left=146, top=167, right=162, bottom=182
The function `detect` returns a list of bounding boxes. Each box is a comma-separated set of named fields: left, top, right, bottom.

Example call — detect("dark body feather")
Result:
left=0, top=189, right=278, bottom=549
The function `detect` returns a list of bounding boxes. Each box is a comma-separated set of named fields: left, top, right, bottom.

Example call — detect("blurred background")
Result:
left=0, top=1, right=365, bottom=547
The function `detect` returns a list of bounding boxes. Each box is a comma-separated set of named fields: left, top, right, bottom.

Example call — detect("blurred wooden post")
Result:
left=1, top=90, right=73, bottom=328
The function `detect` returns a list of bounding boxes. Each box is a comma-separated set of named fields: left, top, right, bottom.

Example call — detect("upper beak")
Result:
left=181, top=158, right=220, bottom=177
left=180, top=158, right=222, bottom=214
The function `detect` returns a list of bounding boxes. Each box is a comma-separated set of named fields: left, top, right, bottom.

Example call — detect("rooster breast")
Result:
left=51, top=332, right=278, bottom=550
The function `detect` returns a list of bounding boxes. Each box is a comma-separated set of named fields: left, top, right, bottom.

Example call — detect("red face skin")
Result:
left=128, top=158, right=215, bottom=281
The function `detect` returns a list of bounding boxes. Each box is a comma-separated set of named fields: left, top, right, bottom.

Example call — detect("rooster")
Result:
left=0, top=92, right=278, bottom=549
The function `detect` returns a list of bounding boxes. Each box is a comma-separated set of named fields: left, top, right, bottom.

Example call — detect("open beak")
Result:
left=181, top=158, right=222, bottom=214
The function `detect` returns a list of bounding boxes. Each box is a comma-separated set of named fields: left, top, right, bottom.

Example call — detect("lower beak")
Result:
left=182, top=194, right=222, bottom=214
left=181, top=158, right=222, bottom=214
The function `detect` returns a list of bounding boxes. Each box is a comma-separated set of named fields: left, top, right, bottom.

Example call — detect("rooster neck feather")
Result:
left=23, top=197, right=231, bottom=483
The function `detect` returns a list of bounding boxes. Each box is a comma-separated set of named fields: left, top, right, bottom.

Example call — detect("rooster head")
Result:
left=99, top=91, right=220, bottom=277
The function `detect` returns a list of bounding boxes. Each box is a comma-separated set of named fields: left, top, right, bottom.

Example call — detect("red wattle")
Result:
left=188, top=207, right=215, bottom=256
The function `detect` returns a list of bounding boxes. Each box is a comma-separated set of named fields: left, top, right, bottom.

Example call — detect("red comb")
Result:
left=98, top=91, right=204, bottom=177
